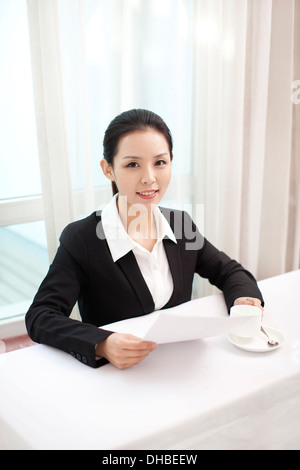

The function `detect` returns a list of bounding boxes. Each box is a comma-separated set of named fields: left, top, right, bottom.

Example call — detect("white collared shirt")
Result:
left=101, top=195, right=177, bottom=311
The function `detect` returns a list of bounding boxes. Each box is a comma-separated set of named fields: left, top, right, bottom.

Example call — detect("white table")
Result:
left=1, top=270, right=300, bottom=450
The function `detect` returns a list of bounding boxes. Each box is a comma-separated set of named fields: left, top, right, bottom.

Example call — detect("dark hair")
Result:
left=103, top=109, right=173, bottom=195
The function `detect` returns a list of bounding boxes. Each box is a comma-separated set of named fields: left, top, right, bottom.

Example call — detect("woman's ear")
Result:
left=100, top=159, right=115, bottom=182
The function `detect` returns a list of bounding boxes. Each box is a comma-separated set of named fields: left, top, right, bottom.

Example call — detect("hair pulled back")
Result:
left=103, top=109, right=173, bottom=195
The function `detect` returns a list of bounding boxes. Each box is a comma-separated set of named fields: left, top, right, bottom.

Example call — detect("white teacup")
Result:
left=229, top=305, right=262, bottom=338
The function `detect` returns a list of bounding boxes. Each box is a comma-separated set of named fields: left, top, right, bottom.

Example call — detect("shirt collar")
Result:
left=101, top=194, right=177, bottom=262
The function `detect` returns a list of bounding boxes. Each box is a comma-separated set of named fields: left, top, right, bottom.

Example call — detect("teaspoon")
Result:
left=260, top=326, right=279, bottom=347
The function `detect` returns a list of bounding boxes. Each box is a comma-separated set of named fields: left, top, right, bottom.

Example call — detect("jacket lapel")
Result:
left=117, top=242, right=182, bottom=314
left=98, top=208, right=183, bottom=314
left=160, top=207, right=183, bottom=307
left=163, top=238, right=183, bottom=307
left=116, top=252, right=155, bottom=314
left=97, top=214, right=155, bottom=314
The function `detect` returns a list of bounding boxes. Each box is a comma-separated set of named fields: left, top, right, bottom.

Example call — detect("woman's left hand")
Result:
left=234, top=297, right=264, bottom=313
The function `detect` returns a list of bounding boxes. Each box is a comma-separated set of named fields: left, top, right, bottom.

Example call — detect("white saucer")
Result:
left=227, top=325, right=285, bottom=352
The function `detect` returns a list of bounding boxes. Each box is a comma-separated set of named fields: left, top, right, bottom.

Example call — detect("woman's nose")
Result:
left=141, top=167, right=156, bottom=185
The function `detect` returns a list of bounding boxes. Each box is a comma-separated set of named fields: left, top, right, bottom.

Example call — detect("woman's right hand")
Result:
left=95, top=333, right=157, bottom=369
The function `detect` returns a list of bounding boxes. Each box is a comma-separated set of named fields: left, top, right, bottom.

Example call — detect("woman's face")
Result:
left=101, top=129, right=172, bottom=208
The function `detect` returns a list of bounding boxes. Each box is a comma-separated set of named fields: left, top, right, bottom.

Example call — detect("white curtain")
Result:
left=192, top=0, right=300, bottom=294
left=26, top=0, right=300, bottom=292
left=27, top=0, right=75, bottom=260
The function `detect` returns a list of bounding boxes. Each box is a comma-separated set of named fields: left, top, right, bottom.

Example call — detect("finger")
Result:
left=120, top=336, right=157, bottom=352
left=245, top=297, right=264, bottom=311
left=122, top=342, right=157, bottom=352
left=107, top=333, right=153, bottom=350
left=235, top=297, right=260, bottom=306
left=241, top=297, right=255, bottom=305
left=113, top=350, right=153, bottom=369
left=116, top=348, right=153, bottom=359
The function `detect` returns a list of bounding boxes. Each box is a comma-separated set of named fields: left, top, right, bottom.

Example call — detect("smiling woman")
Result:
left=100, top=110, right=173, bottom=249
left=101, top=108, right=174, bottom=197
left=102, top=131, right=171, bottom=203
left=25, top=109, right=264, bottom=370
left=1, top=0, right=298, bottom=349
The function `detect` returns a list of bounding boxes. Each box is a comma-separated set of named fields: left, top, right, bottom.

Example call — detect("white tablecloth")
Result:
left=1, top=270, right=300, bottom=450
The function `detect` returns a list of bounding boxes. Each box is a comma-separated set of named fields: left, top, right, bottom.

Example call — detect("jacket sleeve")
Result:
left=195, top=238, right=264, bottom=312
left=183, top=212, right=264, bottom=311
left=25, top=223, right=113, bottom=368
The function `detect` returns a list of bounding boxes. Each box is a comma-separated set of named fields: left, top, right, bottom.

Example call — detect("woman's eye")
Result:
left=155, top=159, right=167, bottom=166
left=126, top=162, right=139, bottom=168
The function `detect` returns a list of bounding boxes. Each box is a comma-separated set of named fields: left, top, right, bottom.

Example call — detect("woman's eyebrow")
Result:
left=122, top=153, right=168, bottom=160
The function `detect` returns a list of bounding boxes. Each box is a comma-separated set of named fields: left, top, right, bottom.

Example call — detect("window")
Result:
left=0, top=0, right=48, bottom=331
left=0, top=0, right=41, bottom=199
left=0, top=0, right=196, bottom=334
left=0, top=222, right=48, bottom=322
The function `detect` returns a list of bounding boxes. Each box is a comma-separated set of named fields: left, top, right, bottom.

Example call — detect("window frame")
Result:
left=0, top=196, right=44, bottom=337
left=0, top=196, right=44, bottom=227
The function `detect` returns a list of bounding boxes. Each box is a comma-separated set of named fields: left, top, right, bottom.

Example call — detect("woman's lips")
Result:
left=136, top=190, right=159, bottom=200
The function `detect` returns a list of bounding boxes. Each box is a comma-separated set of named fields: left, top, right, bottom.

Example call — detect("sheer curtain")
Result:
left=26, top=0, right=300, bottom=293
left=26, top=0, right=195, bottom=261
left=192, top=0, right=300, bottom=296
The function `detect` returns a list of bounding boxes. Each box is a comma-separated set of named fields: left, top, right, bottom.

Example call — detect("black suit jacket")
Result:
left=26, top=208, right=264, bottom=368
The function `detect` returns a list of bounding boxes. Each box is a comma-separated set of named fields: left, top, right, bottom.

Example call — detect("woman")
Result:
left=26, top=109, right=264, bottom=369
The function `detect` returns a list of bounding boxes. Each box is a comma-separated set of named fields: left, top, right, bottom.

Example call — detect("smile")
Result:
left=136, top=190, right=159, bottom=199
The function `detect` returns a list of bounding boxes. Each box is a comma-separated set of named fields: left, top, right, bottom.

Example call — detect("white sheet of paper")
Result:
left=100, top=297, right=250, bottom=344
